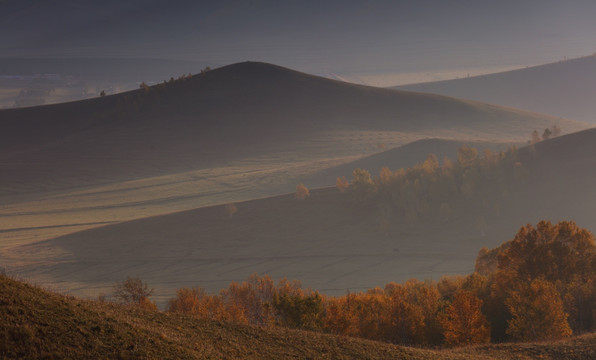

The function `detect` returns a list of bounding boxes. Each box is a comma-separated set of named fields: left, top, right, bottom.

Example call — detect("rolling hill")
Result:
left=7, top=127, right=596, bottom=306
left=2, top=273, right=596, bottom=359
left=1, top=61, right=586, bottom=258
left=395, top=55, right=596, bottom=124
left=1, top=61, right=585, bottom=197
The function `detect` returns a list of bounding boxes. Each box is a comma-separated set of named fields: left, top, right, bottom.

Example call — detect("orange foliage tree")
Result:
left=505, top=279, right=572, bottom=341
left=221, top=273, right=277, bottom=326
left=167, top=287, right=234, bottom=322
left=295, top=183, right=310, bottom=200
left=441, top=290, right=490, bottom=346
left=336, top=176, right=349, bottom=192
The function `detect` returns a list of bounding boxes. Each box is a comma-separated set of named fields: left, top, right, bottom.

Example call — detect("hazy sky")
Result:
left=2, top=0, right=596, bottom=80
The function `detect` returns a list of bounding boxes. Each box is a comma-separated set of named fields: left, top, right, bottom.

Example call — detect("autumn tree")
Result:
left=295, top=183, right=310, bottom=200
left=482, top=221, right=596, bottom=339
left=456, top=146, right=478, bottom=168
left=167, top=287, right=232, bottom=321
left=351, top=168, right=374, bottom=191
left=379, top=166, right=393, bottom=185
left=220, top=273, right=277, bottom=326
left=324, top=295, right=355, bottom=335
left=350, top=291, right=389, bottom=341
left=336, top=176, right=349, bottom=192
left=441, top=290, right=490, bottom=346
left=422, top=153, right=439, bottom=174
left=497, top=221, right=596, bottom=284
left=272, top=291, right=325, bottom=331
left=505, top=279, right=572, bottom=341
left=350, top=168, right=376, bottom=202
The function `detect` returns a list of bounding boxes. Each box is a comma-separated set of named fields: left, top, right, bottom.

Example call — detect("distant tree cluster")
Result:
left=530, top=125, right=562, bottom=144
left=164, top=221, right=594, bottom=347
left=340, top=146, right=525, bottom=229
left=108, top=72, right=196, bottom=119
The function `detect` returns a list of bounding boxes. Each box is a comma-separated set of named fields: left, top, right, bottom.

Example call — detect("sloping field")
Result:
left=7, top=128, right=596, bottom=305
left=1, top=62, right=584, bottom=256
left=396, top=55, right=596, bottom=124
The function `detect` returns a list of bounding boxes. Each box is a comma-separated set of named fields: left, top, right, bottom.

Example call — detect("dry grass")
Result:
left=0, top=274, right=447, bottom=359
left=2, top=274, right=596, bottom=359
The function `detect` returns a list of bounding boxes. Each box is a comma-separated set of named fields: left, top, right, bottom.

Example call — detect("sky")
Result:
left=2, top=0, right=596, bottom=84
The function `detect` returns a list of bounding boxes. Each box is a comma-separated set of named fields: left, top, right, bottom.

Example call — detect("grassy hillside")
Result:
left=396, top=55, right=596, bottom=124
left=8, top=128, right=596, bottom=306
left=1, top=61, right=584, bottom=273
left=0, top=274, right=456, bottom=360
left=0, top=61, right=586, bottom=196
left=2, top=274, right=596, bottom=359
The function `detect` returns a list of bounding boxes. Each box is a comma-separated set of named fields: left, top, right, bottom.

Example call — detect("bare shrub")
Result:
left=113, top=277, right=155, bottom=309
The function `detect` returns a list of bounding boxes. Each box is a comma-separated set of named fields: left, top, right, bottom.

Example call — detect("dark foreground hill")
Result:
left=0, top=61, right=586, bottom=197
left=396, top=55, right=596, bottom=124
left=2, top=274, right=596, bottom=360
left=9, top=127, right=596, bottom=306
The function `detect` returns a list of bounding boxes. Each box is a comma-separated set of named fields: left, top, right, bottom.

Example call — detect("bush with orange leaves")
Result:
left=335, top=176, right=349, bottom=192
left=295, top=183, right=310, bottom=200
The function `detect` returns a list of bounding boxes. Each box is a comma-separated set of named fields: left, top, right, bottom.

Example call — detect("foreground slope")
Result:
left=396, top=55, right=596, bottom=123
left=2, top=274, right=596, bottom=359
left=9, top=128, right=596, bottom=305
left=0, top=274, right=455, bottom=360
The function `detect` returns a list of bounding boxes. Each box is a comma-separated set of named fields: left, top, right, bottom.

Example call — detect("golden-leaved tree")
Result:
left=505, top=279, right=572, bottom=341
left=295, top=183, right=310, bottom=200
left=441, top=290, right=490, bottom=346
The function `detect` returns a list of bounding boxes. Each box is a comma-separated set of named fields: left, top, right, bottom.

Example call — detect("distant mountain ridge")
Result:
left=395, top=55, right=596, bottom=123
